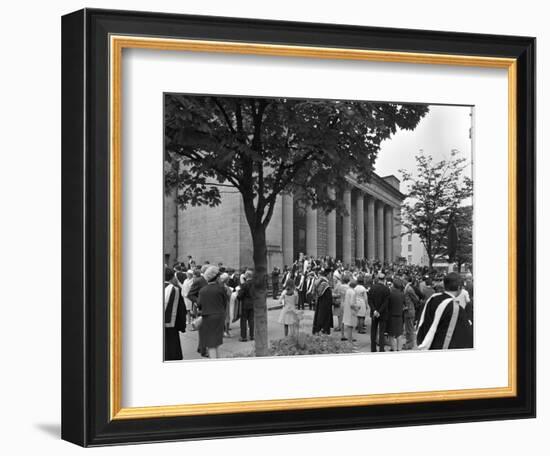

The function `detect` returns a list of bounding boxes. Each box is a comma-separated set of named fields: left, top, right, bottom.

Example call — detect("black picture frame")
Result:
left=62, top=8, right=536, bottom=447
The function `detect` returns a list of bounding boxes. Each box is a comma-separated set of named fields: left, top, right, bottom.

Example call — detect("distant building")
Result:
left=401, top=232, right=429, bottom=266
left=164, top=173, right=404, bottom=270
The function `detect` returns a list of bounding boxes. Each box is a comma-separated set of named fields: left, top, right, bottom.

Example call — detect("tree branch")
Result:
left=212, top=97, right=236, bottom=134
left=173, top=148, right=244, bottom=192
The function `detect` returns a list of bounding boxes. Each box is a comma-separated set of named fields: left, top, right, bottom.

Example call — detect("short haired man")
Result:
left=403, top=275, right=420, bottom=350
left=368, top=273, right=390, bottom=352
left=237, top=270, right=255, bottom=342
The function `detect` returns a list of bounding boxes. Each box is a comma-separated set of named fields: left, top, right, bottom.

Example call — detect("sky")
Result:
left=374, top=105, right=473, bottom=187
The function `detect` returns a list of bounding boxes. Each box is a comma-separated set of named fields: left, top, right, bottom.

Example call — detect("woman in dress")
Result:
left=354, top=274, right=368, bottom=334
left=342, top=277, right=360, bottom=342
left=197, top=266, right=228, bottom=359
left=181, top=269, right=195, bottom=325
left=219, top=272, right=233, bottom=337
left=387, top=278, right=405, bottom=351
left=278, top=279, right=299, bottom=337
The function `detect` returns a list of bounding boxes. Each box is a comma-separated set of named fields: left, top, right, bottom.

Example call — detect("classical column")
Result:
left=376, top=201, right=385, bottom=262
left=366, top=196, right=375, bottom=260
left=384, top=206, right=393, bottom=262
left=306, top=206, right=318, bottom=257
left=343, top=189, right=352, bottom=265
left=282, top=193, right=294, bottom=266
left=327, top=189, right=337, bottom=258
left=355, top=192, right=365, bottom=259
left=393, top=207, right=402, bottom=263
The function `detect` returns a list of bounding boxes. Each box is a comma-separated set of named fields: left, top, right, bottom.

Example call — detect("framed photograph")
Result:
left=61, top=8, right=536, bottom=446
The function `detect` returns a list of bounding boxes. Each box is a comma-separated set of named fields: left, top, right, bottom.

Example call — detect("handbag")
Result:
left=191, top=315, right=203, bottom=330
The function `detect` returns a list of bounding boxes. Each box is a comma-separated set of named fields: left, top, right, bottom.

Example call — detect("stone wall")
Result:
left=178, top=192, right=241, bottom=268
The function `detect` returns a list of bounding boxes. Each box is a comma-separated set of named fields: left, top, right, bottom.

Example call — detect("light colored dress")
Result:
left=342, top=287, right=358, bottom=327
left=278, top=292, right=299, bottom=325
left=229, top=289, right=239, bottom=322
left=182, top=277, right=194, bottom=312
left=354, top=284, right=368, bottom=318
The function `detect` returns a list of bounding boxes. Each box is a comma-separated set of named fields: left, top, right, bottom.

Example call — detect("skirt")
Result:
left=387, top=315, right=404, bottom=338
left=199, top=313, right=225, bottom=349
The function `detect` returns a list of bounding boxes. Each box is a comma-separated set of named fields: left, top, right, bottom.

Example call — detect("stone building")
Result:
left=164, top=173, right=404, bottom=271
left=402, top=232, right=429, bottom=266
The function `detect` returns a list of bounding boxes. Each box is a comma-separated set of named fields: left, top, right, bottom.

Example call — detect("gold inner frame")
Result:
left=109, top=35, right=518, bottom=420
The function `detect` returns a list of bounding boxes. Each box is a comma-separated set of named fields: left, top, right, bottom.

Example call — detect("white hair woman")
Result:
left=197, top=266, right=227, bottom=358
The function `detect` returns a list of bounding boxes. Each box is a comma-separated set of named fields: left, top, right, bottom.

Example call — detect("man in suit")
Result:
left=305, top=271, right=317, bottom=310
left=237, top=270, right=255, bottom=341
left=403, top=276, right=420, bottom=349
left=417, top=272, right=473, bottom=350
left=271, top=266, right=281, bottom=299
left=368, top=273, right=390, bottom=352
left=164, top=267, right=187, bottom=360
left=295, top=269, right=306, bottom=310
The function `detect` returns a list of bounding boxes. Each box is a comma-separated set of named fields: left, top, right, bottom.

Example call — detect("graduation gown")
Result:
left=417, top=292, right=473, bottom=350
left=312, top=278, right=333, bottom=334
left=164, top=281, right=187, bottom=360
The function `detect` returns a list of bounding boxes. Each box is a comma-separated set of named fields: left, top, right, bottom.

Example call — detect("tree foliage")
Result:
left=453, top=205, right=473, bottom=271
left=165, top=95, right=429, bottom=229
left=400, top=150, right=473, bottom=268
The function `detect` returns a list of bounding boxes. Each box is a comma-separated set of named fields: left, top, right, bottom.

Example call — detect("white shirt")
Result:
left=456, top=289, right=471, bottom=309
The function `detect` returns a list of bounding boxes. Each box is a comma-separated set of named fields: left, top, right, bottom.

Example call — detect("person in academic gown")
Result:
left=417, top=272, right=473, bottom=350
left=312, top=269, right=334, bottom=335
left=164, top=268, right=187, bottom=360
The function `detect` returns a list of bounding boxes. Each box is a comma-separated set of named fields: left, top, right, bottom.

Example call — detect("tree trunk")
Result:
left=251, top=226, right=269, bottom=357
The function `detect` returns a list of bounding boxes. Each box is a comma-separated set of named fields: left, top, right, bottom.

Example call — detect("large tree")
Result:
left=453, top=205, right=473, bottom=272
left=400, top=149, right=473, bottom=269
left=165, top=94, right=428, bottom=355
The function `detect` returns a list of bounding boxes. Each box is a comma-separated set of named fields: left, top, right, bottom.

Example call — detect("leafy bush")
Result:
left=228, top=333, right=354, bottom=358
left=268, top=334, right=354, bottom=356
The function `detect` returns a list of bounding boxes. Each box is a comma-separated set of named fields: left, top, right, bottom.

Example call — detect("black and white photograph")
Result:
left=163, top=94, right=474, bottom=361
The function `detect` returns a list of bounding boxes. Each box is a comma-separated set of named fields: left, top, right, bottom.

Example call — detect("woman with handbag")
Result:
left=197, top=266, right=228, bottom=359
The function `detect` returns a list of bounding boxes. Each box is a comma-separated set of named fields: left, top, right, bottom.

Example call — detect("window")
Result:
left=408, top=234, right=412, bottom=241
left=408, top=244, right=412, bottom=252
left=408, top=255, right=412, bottom=263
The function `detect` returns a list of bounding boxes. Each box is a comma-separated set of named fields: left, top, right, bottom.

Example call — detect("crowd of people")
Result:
left=164, top=254, right=474, bottom=360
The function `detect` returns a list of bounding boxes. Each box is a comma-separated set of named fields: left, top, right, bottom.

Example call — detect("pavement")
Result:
left=178, top=298, right=396, bottom=360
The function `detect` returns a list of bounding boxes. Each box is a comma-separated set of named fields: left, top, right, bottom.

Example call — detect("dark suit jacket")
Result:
left=368, top=282, right=390, bottom=319
left=187, top=276, right=207, bottom=304
left=237, top=280, right=255, bottom=310
left=197, top=282, right=227, bottom=316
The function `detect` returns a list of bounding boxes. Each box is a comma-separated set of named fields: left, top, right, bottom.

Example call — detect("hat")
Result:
left=204, top=266, right=220, bottom=282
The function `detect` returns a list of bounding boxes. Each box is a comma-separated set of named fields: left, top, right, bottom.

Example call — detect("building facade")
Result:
left=164, top=173, right=404, bottom=270
left=401, top=232, right=429, bottom=266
